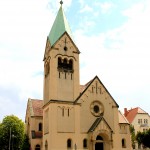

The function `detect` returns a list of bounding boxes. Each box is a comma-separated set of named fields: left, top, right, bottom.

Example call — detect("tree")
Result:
left=129, top=125, right=135, bottom=149
left=142, top=129, right=150, bottom=148
left=136, top=129, right=150, bottom=148
left=0, top=115, right=25, bottom=150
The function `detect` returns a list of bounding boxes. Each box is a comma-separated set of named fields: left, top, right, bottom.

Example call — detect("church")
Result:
left=25, top=2, right=132, bottom=150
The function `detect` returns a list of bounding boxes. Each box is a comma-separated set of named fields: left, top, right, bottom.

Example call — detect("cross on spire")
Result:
left=60, top=0, right=63, bottom=5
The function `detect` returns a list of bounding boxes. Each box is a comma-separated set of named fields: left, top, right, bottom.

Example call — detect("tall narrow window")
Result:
left=71, top=74, right=72, bottom=80
left=68, top=60, right=73, bottom=70
left=39, top=123, right=42, bottom=131
left=92, top=87, right=94, bottom=93
left=58, top=57, right=62, bottom=69
left=62, top=108, right=64, bottom=116
left=65, top=72, right=67, bottom=79
left=63, top=59, right=68, bottom=70
left=99, top=87, right=101, bottom=94
left=122, top=139, right=126, bottom=148
left=83, top=139, right=87, bottom=148
left=68, top=109, right=69, bottom=117
left=67, top=139, right=72, bottom=148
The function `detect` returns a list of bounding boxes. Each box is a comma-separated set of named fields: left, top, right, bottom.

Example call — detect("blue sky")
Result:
left=0, top=0, right=150, bottom=121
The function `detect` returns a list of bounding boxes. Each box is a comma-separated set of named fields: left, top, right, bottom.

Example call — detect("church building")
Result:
left=25, top=2, right=132, bottom=150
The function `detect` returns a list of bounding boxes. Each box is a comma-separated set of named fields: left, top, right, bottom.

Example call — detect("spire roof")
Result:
left=48, top=6, right=73, bottom=47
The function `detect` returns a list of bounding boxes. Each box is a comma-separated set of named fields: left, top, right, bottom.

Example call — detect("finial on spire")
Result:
left=60, top=0, right=63, bottom=6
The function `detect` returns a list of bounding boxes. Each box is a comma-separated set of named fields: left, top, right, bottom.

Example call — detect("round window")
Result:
left=90, top=101, right=104, bottom=117
left=94, top=105, right=99, bottom=113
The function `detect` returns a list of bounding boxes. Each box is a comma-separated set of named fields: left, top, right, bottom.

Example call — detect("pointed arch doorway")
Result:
left=95, top=135, right=104, bottom=150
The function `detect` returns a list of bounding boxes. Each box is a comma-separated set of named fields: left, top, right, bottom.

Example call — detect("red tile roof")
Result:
left=31, top=99, right=43, bottom=117
left=124, top=107, right=147, bottom=123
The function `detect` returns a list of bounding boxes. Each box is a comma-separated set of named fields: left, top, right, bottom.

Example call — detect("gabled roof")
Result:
left=75, top=76, right=119, bottom=108
left=27, top=99, right=43, bottom=117
left=88, top=116, right=113, bottom=133
left=118, top=111, right=129, bottom=124
left=48, top=6, right=73, bottom=47
left=124, top=107, right=148, bottom=123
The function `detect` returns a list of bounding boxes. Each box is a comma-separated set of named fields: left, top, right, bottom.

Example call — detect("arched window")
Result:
left=58, top=57, right=62, bottom=68
left=68, top=59, right=73, bottom=70
left=39, top=123, right=42, bottom=131
left=67, top=139, right=72, bottom=148
left=45, top=141, right=48, bottom=150
left=122, top=138, right=126, bottom=148
left=63, top=58, right=68, bottom=70
left=35, top=144, right=40, bottom=150
left=83, top=138, right=87, bottom=148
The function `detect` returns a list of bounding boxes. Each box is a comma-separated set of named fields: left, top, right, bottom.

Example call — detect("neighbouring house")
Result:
left=124, top=107, right=150, bottom=149
left=124, top=107, right=150, bottom=133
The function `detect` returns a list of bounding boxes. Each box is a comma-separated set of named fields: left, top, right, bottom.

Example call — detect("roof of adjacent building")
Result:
left=124, top=107, right=148, bottom=123
left=28, top=99, right=43, bottom=117
left=118, top=111, right=129, bottom=124
left=48, top=6, right=73, bottom=47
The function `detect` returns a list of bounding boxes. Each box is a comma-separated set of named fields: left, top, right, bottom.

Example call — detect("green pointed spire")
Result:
left=48, top=6, right=73, bottom=47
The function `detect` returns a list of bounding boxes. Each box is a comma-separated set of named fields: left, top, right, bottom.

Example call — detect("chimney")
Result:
left=124, top=108, right=128, bottom=116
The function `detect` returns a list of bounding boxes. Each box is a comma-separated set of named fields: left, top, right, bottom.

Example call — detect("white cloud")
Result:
left=0, top=0, right=53, bottom=121
left=74, top=0, right=150, bottom=114
left=94, top=1, right=114, bottom=14
left=79, top=4, right=93, bottom=13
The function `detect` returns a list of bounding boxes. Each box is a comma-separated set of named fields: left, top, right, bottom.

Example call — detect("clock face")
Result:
left=90, top=101, right=104, bottom=117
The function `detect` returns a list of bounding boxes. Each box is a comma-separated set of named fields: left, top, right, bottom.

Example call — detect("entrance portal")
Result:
left=95, top=136, right=104, bottom=150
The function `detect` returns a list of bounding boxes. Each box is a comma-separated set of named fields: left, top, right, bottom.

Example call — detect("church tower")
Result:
left=43, top=3, right=80, bottom=105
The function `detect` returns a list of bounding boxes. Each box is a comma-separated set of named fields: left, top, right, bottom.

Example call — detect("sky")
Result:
left=0, top=0, right=150, bottom=121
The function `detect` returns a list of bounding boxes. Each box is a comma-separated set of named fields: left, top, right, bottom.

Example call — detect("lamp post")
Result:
left=9, top=127, right=11, bottom=150
left=12, top=134, right=15, bottom=150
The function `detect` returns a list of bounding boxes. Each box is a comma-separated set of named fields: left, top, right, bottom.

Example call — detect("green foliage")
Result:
left=129, top=125, right=135, bottom=149
left=0, top=115, right=25, bottom=150
left=21, top=134, right=30, bottom=150
left=136, top=129, right=150, bottom=148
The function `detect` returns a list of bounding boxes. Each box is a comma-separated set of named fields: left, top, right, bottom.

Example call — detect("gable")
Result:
left=78, top=76, right=119, bottom=132
left=75, top=76, right=119, bottom=108
left=44, top=32, right=80, bottom=62
left=52, top=32, right=80, bottom=54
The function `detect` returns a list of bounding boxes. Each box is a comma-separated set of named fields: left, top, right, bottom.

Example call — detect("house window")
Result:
left=83, top=139, right=87, bottom=148
left=35, top=144, right=40, bottom=150
left=67, top=139, right=72, bottom=149
left=39, top=123, right=42, bottom=131
left=138, top=119, right=142, bottom=124
left=122, top=139, right=126, bottom=148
